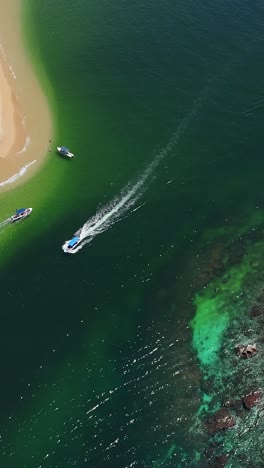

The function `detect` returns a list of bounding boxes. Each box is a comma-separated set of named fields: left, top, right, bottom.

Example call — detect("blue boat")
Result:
left=10, top=207, right=33, bottom=222
left=57, top=146, right=74, bottom=158
left=65, top=236, right=81, bottom=253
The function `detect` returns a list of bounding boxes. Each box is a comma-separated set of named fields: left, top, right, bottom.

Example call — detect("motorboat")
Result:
left=64, top=236, right=81, bottom=253
left=57, top=146, right=74, bottom=158
left=10, top=208, right=32, bottom=222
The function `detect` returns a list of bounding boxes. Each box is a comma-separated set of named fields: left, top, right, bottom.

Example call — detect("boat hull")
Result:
left=64, top=237, right=82, bottom=253
left=10, top=208, right=32, bottom=222
left=57, top=146, right=74, bottom=158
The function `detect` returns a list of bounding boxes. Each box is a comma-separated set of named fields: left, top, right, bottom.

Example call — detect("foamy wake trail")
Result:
left=0, top=218, right=11, bottom=229
left=62, top=95, right=203, bottom=253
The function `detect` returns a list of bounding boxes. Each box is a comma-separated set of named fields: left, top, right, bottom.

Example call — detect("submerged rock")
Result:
left=236, top=343, right=258, bottom=359
left=242, top=391, right=262, bottom=410
left=206, top=408, right=236, bottom=434
left=222, top=399, right=242, bottom=410
left=250, top=305, right=264, bottom=318
left=211, top=454, right=230, bottom=468
left=201, top=377, right=214, bottom=394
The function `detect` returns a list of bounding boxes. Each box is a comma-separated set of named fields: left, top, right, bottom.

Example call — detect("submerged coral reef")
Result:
left=191, top=213, right=264, bottom=466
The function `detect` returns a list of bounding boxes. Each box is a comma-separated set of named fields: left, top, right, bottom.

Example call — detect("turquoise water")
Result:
left=1, top=0, right=264, bottom=466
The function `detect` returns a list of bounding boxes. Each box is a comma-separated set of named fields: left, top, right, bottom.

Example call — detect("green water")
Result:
left=1, top=0, right=264, bottom=466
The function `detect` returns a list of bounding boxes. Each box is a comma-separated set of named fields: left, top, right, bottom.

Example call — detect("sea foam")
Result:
left=0, top=160, right=36, bottom=187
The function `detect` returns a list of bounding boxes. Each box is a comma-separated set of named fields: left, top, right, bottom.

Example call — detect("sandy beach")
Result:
left=0, top=0, right=52, bottom=192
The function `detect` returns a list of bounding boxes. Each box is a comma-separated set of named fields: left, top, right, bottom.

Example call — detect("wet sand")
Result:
left=0, top=0, right=52, bottom=192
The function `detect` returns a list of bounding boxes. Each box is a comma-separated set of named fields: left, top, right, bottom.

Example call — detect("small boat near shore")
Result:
left=57, top=146, right=74, bottom=158
left=64, top=236, right=81, bottom=253
left=10, top=208, right=32, bottom=222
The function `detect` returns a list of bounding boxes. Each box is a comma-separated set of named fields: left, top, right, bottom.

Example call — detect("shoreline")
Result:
left=0, top=0, right=52, bottom=192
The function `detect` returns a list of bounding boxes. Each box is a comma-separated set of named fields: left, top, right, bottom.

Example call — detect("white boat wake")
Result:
left=62, top=97, right=203, bottom=254
left=0, top=217, right=11, bottom=229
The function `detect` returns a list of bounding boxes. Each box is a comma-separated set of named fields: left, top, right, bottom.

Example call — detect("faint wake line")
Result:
left=0, top=218, right=11, bottom=229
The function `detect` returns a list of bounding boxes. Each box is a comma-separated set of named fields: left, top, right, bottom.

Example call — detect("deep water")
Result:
left=1, top=0, right=264, bottom=466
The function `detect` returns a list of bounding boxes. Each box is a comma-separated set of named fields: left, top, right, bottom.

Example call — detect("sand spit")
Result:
left=0, top=0, right=52, bottom=192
